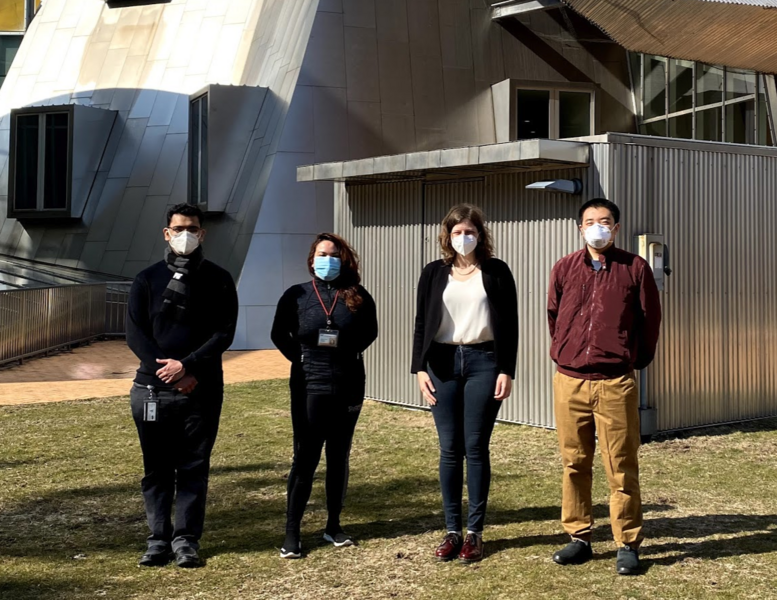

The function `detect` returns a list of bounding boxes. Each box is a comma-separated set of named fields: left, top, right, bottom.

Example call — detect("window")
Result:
left=516, top=86, right=594, bottom=140
left=12, top=111, right=70, bottom=212
left=8, top=105, right=116, bottom=220
left=0, top=35, right=21, bottom=88
left=633, top=54, right=774, bottom=146
left=189, top=92, right=208, bottom=207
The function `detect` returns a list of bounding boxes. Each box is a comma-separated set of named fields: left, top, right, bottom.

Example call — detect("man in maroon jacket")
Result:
left=547, top=198, right=661, bottom=575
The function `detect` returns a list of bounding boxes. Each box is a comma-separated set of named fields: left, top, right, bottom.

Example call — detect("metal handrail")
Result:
left=0, top=282, right=132, bottom=366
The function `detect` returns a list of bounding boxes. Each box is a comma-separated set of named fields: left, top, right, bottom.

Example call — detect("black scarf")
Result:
left=162, top=246, right=204, bottom=320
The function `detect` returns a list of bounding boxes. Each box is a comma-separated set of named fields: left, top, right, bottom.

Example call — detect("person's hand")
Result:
left=494, top=374, right=512, bottom=400
left=417, top=371, right=437, bottom=406
left=175, top=374, right=198, bottom=394
left=156, top=359, right=185, bottom=384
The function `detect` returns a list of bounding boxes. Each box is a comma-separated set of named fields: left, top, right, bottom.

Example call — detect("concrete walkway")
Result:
left=0, top=340, right=290, bottom=406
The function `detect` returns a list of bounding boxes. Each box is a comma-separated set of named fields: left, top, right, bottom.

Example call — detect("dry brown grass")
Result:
left=2, top=380, right=777, bottom=599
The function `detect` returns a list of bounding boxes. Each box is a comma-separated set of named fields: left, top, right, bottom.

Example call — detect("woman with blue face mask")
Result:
left=271, top=233, right=378, bottom=559
left=412, top=204, right=518, bottom=563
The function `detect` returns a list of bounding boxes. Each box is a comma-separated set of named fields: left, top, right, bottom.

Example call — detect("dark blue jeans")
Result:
left=130, top=383, right=223, bottom=552
left=427, top=342, right=502, bottom=534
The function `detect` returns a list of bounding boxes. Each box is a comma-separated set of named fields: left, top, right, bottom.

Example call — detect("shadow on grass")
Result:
left=0, top=575, right=81, bottom=600
left=653, top=417, right=777, bottom=442
left=590, top=513, right=777, bottom=571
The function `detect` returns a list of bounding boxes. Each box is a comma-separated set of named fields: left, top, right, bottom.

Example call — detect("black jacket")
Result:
left=271, top=281, right=378, bottom=397
left=412, top=258, right=518, bottom=378
left=127, top=259, right=238, bottom=387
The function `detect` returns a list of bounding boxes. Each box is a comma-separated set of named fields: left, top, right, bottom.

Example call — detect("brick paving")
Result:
left=0, top=340, right=290, bottom=406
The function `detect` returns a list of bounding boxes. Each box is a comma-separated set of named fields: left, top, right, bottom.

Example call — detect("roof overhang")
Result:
left=558, top=0, right=777, bottom=74
left=296, top=139, right=589, bottom=183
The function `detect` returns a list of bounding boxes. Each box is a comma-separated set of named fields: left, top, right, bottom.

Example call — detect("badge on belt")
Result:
left=143, top=385, right=158, bottom=422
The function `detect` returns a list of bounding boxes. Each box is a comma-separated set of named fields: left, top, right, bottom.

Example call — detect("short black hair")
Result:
left=167, top=203, right=204, bottom=226
left=578, top=198, right=620, bottom=225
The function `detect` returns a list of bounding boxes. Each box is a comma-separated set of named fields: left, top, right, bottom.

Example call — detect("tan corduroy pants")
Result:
left=553, top=371, right=643, bottom=548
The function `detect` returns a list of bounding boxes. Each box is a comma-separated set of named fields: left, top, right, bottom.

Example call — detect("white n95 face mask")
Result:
left=583, top=223, right=612, bottom=250
left=452, top=234, right=478, bottom=257
left=169, top=231, right=200, bottom=256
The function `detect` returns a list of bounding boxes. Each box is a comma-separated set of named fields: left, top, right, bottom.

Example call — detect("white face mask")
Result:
left=451, top=233, right=478, bottom=257
left=583, top=223, right=612, bottom=250
left=168, top=231, right=201, bottom=256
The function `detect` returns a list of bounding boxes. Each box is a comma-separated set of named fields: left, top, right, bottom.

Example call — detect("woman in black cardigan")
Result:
left=412, top=204, right=518, bottom=564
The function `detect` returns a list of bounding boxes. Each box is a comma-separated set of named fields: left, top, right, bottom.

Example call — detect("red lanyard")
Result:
left=312, top=280, right=339, bottom=326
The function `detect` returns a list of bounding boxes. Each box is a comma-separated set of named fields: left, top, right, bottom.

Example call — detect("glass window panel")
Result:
left=669, top=113, right=693, bottom=139
left=668, top=59, right=693, bottom=114
left=558, top=91, right=591, bottom=138
left=629, top=52, right=642, bottom=119
left=200, top=93, right=208, bottom=206
left=726, top=99, right=756, bottom=144
left=0, top=0, right=25, bottom=32
left=696, top=63, right=723, bottom=107
left=726, top=69, right=756, bottom=101
left=189, top=97, right=201, bottom=205
left=695, top=106, right=722, bottom=142
left=14, top=114, right=38, bottom=210
left=758, top=83, right=769, bottom=146
left=642, top=119, right=666, bottom=137
left=643, top=55, right=667, bottom=120
left=43, top=113, right=69, bottom=209
left=516, top=89, right=550, bottom=139
left=0, top=35, right=21, bottom=88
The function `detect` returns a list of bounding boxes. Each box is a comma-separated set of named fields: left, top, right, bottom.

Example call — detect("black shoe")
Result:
left=616, top=545, right=640, bottom=575
left=280, top=532, right=302, bottom=559
left=323, top=528, right=355, bottom=548
left=174, top=545, right=202, bottom=568
left=138, top=545, right=172, bottom=567
left=552, top=539, right=593, bottom=565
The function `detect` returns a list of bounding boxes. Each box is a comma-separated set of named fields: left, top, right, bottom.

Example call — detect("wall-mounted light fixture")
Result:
left=525, top=178, right=583, bottom=194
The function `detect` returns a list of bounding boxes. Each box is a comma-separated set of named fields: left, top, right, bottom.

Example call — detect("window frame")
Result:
left=8, top=105, right=74, bottom=217
left=635, top=54, right=774, bottom=146
left=513, top=81, right=597, bottom=140
left=188, top=90, right=208, bottom=209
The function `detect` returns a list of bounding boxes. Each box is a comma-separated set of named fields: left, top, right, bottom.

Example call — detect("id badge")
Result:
left=144, top=401, right=158, bottom=422
left=318, top=328, right=339, bottom=348
left=143, top=386, right=158, bottom=422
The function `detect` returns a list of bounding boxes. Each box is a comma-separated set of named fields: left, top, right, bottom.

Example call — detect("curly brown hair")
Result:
left=307, top=233, right=363, bottom=312
left=438, top=204, right=494, bottom=264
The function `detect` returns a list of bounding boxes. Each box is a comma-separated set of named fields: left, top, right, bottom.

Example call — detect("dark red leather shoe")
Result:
left=434, top=533, right=463, bottom=562
left=458, top=533, right=484, bottom=564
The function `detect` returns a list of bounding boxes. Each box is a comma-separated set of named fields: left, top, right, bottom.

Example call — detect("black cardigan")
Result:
left=411, top=258, right=519, bottom=378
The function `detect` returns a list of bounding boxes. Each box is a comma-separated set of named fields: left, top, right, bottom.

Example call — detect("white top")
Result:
left=434, top=271, right=494, bottom=345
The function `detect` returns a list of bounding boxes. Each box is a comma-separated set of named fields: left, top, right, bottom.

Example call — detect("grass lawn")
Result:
left=2, top=380, right=777, bottom=599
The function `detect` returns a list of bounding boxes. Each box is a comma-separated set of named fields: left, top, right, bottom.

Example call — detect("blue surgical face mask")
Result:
left=314, top=256, right=341, bottom=281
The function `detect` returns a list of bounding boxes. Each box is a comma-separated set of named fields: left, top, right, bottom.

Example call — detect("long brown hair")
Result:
left=307, top=232, right=363, bottom=312
left=438, top=204, right=494, bottom=264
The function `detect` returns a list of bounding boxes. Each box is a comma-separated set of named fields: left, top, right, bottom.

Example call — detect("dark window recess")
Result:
left=44, top=113, right=69, bottom=209
left=517, top=89, right=550, bottom=139
left=189, top=94, right=208, bottom=206
left=15, top=115, right=38, bottom=210
left=559, top=91, right=591, bottom=138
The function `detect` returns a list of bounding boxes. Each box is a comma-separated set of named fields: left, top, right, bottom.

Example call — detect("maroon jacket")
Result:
left=548, top=245, right=661, bottom=380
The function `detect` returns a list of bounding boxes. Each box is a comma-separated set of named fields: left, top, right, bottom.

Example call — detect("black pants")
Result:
left=130, top=383, right=223, bottom=551
left=427, top=343, right=501, bottom=533
left=286, top=389, right=362, bottom=534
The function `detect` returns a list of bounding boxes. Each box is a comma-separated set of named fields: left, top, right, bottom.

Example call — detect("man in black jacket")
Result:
left=126, top=203, right=238, bottom=568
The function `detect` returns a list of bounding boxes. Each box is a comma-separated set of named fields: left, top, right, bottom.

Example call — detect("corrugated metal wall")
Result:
left=606, top=142, right=777, bottom=431
left=337, top=141, right=777, bottom=431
